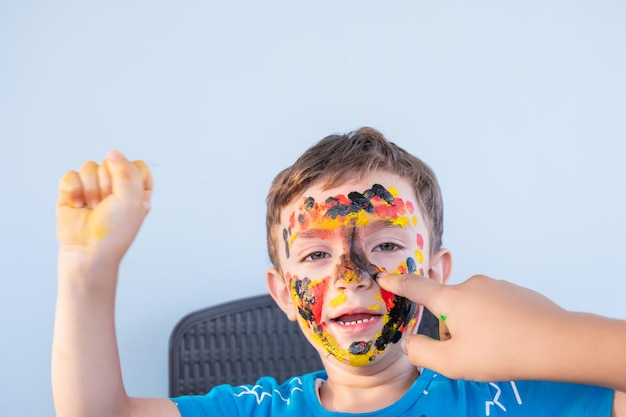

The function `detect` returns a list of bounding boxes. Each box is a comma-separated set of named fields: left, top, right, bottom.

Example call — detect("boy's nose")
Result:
left=334, top=256, right=374, bottom=289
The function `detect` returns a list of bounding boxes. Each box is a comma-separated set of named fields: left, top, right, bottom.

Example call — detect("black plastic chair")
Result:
left=168, top=293, right=440, bottom=397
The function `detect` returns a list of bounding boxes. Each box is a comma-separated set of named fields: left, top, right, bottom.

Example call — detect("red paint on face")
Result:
left=372, top=197, right=408, bottom=218
left=416, top=233, right=424, bottom=250
left=308, top=279, right=327, bottom=327
left=289, top=212, right=296, bottom=229
left=406, top=200, right=414, bottom=214
left=380, top=289, right=396, bottom=311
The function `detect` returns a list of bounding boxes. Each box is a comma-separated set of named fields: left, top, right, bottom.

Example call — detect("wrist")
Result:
left=57, top=246, right=121, bottom=293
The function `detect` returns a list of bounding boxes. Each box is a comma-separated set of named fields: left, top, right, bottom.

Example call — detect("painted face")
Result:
left=278, top=174, right=430, bottom=366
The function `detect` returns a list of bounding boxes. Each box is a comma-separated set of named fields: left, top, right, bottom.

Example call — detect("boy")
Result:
left=53, top=127, right=626, bottom=416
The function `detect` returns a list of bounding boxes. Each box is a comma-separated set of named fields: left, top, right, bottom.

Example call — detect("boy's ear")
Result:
left=427, top=248, right=453, bottom=285
left=266, top=267, right=298, bottom=321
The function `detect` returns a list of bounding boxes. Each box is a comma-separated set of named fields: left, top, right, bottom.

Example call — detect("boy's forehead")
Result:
left=279, top=174, right=422, bottom=228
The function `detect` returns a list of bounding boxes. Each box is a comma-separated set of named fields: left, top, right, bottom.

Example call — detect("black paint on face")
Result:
left=324, top=184, right=394, bottom=219
left=348, top=227, right=382, bottom=281
left=282, top=228, right=290, bottom=259
left=349, top=340, right=372, bottom=355
left=375, top=296, right=415, bottom=351
left=294, top=277, right=323, bottom=334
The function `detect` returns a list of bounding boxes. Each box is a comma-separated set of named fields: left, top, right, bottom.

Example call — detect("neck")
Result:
left=318, top=355, right=420, bottom=413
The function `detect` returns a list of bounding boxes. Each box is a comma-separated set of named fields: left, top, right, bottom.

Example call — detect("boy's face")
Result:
left=272, top=172, right=436, bottom=366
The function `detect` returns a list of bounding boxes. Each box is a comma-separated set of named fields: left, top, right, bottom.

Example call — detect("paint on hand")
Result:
left=93, top=224, right=110, bottom=240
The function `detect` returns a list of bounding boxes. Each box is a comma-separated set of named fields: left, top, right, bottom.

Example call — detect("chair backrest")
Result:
left=169, top=293, right=322, bottom=397
left=168, top=293, right=440, bottom=397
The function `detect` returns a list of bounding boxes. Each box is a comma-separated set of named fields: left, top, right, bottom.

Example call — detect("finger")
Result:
left=102, top=150, right=143, bottom=204
left=439, top=319, right=451, bottom=341
left=78, top=161, right=101, bottom=209
left=97, top=162, right=112, bottom=200
left=57, top=170, right=85, bottom=208
left=132, top=160, right=153, bottom=210
left=377, top=273, right=442, bottom=313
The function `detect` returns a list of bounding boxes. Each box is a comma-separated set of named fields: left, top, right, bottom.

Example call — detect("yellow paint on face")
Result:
left=389, top=216, right=410, bottom=228
left=414, top=250, right=424, bottom=265
left=367, top=303, right=380, bottom=311
left=330, top=292, right=347, bottom=308
left=411, top=215, right=418, bottom=226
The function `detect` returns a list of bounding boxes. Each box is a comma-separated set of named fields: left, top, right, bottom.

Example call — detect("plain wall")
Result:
left=1, top=1, right=625, bottom=416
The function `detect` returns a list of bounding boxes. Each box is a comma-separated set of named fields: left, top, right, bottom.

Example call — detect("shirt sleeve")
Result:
left=171, top=384, right=240, bottom=417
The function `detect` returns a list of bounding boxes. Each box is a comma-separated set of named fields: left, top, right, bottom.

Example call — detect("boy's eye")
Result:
left=304, top=251, right=330, bottom=261
left=373, top=242, right=400, bottom=252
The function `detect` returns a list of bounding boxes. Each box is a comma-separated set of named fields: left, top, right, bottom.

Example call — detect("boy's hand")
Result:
left=56, top=150, right=153, bottom=264
left=377, top=273, right=568, bottom=382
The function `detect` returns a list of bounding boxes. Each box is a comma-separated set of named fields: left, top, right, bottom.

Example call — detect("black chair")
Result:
left=168, top=293, right=440, bottom=397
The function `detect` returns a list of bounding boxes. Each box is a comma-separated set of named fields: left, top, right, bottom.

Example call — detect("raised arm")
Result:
left=52, top=150, right=178, bottom=417
left=377, top=273, right=626, bottom=413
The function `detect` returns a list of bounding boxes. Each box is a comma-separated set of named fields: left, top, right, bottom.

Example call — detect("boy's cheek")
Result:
left=286, top=273, right=329, bottom=325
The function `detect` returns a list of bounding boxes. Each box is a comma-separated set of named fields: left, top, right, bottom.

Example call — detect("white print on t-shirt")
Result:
left=485, top=381, right=523, bottom=416
left=234, top=377, right=304, bottom=405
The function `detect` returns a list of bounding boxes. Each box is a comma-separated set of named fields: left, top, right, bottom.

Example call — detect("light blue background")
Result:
left=1, top=1, right=625, bottom=416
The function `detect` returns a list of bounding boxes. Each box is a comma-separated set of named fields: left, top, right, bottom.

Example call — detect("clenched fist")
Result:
left=56, top=150, right=153, bottom=264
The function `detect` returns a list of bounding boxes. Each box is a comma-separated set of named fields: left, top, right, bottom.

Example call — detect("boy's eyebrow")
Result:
left=364, top=219, right=406, bottom=232
left=293, top=228, right=334, bottom=240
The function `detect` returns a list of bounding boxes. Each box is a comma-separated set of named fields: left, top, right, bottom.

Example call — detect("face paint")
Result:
left=283, top=183, right=426, bottom=366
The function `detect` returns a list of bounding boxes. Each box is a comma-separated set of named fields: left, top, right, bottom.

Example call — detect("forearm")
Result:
left=542, top=311, right=626, bottom=392
left=52, top=250, right=130, bottom=417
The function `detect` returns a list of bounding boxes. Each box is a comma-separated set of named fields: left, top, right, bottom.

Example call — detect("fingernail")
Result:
left=107, top=150, right=126, bottom=160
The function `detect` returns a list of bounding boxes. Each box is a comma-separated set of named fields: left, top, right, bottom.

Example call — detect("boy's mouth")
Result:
left=334, top=313, right=381, bottom=326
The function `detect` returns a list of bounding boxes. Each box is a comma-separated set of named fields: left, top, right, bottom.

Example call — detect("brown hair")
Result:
left=266, top=127, right=444, bottom=269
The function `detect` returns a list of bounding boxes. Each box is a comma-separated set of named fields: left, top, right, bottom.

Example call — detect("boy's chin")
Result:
left=321, top=339, right=405, bottom=367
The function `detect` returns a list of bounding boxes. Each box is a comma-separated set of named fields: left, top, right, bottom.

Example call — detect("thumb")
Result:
left=402, top=333, right=452, bottom=374
left=104, top=150, right=144, bottom=204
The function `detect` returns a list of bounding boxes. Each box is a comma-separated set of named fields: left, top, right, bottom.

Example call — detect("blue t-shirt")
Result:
left=172, top=369, right=613, bottom=416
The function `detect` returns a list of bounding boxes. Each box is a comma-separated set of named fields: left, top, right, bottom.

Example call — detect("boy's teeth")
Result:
left=337, top=316, right=374, bottom=325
